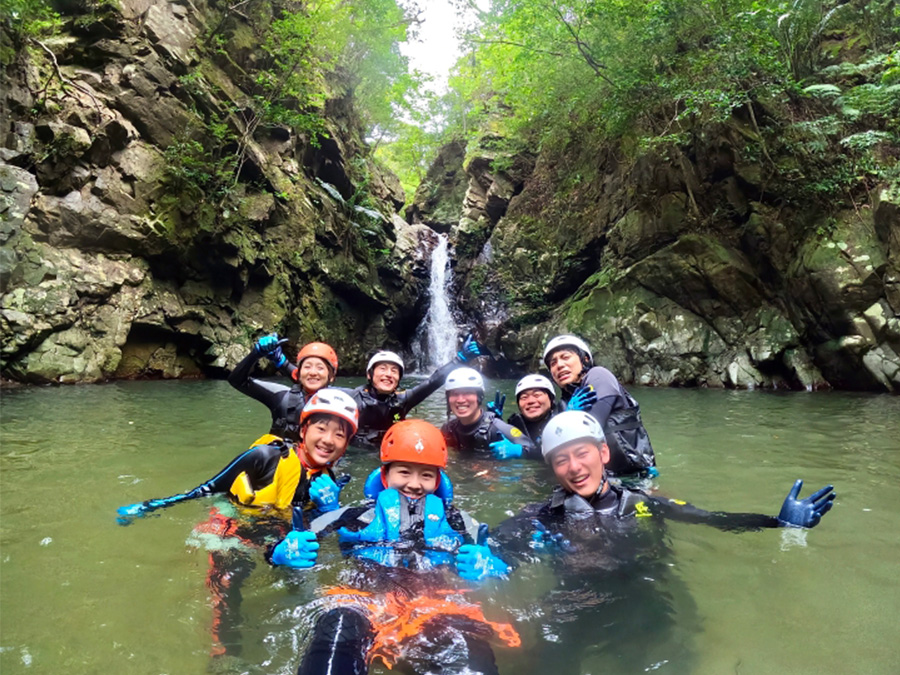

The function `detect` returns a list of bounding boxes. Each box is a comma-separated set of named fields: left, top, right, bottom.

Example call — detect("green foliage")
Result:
left=0, top=0, right=60, bottom=62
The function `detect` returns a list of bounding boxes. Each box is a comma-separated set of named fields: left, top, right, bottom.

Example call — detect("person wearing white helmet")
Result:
left=478, top=410, right=836, bottom=672
left=441, top=367, right=538, bottom=459
left=542, top=334, right=657, bottom=478
left=535, top=411, right=835, bottom=527
left=505, top=374, right=566, bottom=446
left=117, top=388, right=361, bottom=520
left=348, top=334, right=485, bottom=450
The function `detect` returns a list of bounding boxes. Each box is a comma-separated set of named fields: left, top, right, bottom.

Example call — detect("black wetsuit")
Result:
left=228, top=350, right=311, bottom=441
left=350, top=360, right=460, bottom=449
left=442, top=410, right=538, bottom=458
left=488, top=483, right=780, bottom=675
left=507, top=400, right=566, bottom=447
left=561, top=366, right=656, bottom=476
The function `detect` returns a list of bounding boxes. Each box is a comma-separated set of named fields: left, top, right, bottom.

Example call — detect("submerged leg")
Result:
left=297, top=608, right=373, bottom=675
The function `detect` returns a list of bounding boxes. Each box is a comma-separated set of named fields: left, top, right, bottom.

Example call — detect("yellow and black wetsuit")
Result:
left=126, top=437, right=333, bottom=515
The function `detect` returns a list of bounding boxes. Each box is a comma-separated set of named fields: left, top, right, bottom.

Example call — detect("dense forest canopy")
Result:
left=383, top=0, right=899, bottom=204
left=3, top=0, right=897, bottom=202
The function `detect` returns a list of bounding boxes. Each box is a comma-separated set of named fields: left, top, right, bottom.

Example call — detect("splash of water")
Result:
left=413, top=234, right=459, bottom=371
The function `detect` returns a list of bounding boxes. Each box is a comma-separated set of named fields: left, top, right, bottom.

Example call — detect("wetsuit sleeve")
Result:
left=125, top=444, right=283, bottom=514
left=227, top=349, right=291, bottom=409
left=278, top=360, right=298, bottom=381
left=578, top=367, right=623, bottom=427
left=397, top=359, right=459, bottom=414
left=651, top=496, right=779, bottom=532
left=489, top=418, right=540, bottom=460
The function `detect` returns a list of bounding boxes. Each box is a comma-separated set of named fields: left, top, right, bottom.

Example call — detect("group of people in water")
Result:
left=119, top=332, right=836, bottom=674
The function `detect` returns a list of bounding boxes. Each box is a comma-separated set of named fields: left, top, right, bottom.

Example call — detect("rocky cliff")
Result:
left=418, top=117, right=899, bottom=391
left=1, top=0, right=437, bottom=384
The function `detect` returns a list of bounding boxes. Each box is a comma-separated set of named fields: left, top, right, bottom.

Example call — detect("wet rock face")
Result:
left=0, top=2, right=426, bottom=384
left=426, top=124, right=898, bottom=391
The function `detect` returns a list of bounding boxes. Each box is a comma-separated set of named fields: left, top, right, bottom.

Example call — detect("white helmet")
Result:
left=542, top=334, right=593, bottom=368
left=445, top=367, right=484, bottom=393
left=301, top=388, right=359, bottom=434
left=515, top=374, right=556, bottom=400
left=541, top=410, right=605, bottom=460
left=366, top=350, right=404, bottom=378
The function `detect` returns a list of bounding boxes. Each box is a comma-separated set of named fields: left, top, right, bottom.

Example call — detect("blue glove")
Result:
left=422, top=494, right=464, bottom=551
left=266, top=343, right=288, bottom=369
left=352, top=545, right=401, bottom=567
left=271, top=530, right=319, bottom=568
left=566, top=385, right=597, bottom=412
left=777, top=479, right=836, bottom=528
left=435, top=470, right=454, bottom=506
left=486, top=391, right=506, bottom=417
left=117, top=502, right=150, bottom=525
left=339, top=489, right=402, bottom=544
left=529, top=519, right=573, bottom=553
left=457, top=333, right=483, bottom=362
left=309, top=474, right=343, bottom=512
left=456, top=544, right=510, bottom=581
left=254, top=333, right=281, bottom=355
left=363, top=467, right=384, bottom=501
left=490, top=437, right=523, bottom=460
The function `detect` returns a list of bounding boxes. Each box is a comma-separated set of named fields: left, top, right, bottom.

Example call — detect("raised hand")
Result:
left=309, top=474, right=344, bottom=513
left=486, top=391, right=506, bottom=417
left=777, top=480, right=836, bottom=528
left=457, top=333, right=484, bottom=362
left=456, top=526, right=510, bottom=581
left=490, top=437, right=522, bottom=460
left=271, top=530, right=319, bottom=568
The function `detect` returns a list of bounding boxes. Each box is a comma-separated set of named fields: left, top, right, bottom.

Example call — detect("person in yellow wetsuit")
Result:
left=117, top=388, right=360, bottom=522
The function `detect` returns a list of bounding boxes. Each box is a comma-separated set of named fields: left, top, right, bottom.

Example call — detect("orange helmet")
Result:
left=380, top=419, right=448, bottom=469
left=296, top=342, right=338, bottom=374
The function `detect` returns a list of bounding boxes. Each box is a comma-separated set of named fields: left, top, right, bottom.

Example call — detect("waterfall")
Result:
left=413, top=234, right=460, bottom=371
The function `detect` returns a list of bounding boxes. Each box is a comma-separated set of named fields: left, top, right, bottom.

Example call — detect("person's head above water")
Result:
left=445, top=367, right=485, bottom=425
left=379, top=419, right=448, bottom=501
left=541, top=410, right=609, bottom=499
left=298, top=388, right=358, bottom=469
left=367, top=350, right=404, bottom=395
left=515, top=374, right=556, bottom=421
left=542, top=335, right=593, bottom=388
left=295, top=342, right=339, bottom=393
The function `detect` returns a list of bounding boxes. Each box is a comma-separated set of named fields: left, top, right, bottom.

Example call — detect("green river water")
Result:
left=1, top=378, right=898, bottom=674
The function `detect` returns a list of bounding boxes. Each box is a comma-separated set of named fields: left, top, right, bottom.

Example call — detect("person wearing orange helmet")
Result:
left=268, top=419, right=515, bottom=675
left=117, top=389, right=360, bottom=520
left=228, top=334, right=340, bottom=442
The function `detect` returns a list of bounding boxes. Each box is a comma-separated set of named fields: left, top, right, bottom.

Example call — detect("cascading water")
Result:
left=412, top=234, right=460, bottom=371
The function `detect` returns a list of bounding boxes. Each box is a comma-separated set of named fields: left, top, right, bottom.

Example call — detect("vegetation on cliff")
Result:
left=0, top=0, right=438, bottom=383
left=399, top=0, right=900, bottom=390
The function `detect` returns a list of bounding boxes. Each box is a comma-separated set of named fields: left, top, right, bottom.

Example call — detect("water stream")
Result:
left=1, top=379, right=898, bottom=674
left=412, top=234, right=460, bottom=371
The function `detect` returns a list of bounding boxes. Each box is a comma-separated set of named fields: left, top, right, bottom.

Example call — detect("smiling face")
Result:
left=517, top=388, right=553, bottom=421
left=298, top=415, right=350, bottom=468
left=298, top=356, right=332, bottom=393
left=548, top=349, right=584, bottom=388
left=447, top=389, right=481, bottom=425
left=384, top=461, right=439, bottom=500
left=370, top=362, right=401, bottom=394
left=548, top=439, right=610, bottom=498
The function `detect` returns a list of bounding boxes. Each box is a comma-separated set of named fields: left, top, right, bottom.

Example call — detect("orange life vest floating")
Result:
left=322, top=586, right=521, bottom=669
